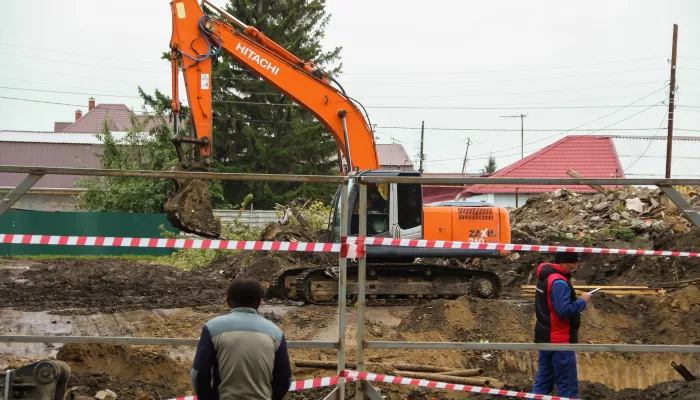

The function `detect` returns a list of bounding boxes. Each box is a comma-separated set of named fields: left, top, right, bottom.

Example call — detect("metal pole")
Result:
left=666, top=24, right=678, bottom=179
left=461, top=138, right=471, bottom=175
left=365, top=341, right=700, bottom=353
left=336, top=183, right=349, bottom=400
left=355, top=183, right=368, bottom=399
left=419, top=121, right=425, bottom=173
left=3, top=369, right=12, bottom=400
left=0, top=335, right=337, bottom=348
left=338, top=110, right=353, bottom=173
left=520, top=114, right=525, bottom=159
left=0, top=173, right=43, bottom=217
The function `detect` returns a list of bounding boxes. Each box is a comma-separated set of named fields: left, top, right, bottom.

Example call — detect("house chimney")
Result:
left=88, top=97, right=95, bottom=111
left=75, top=109, right=82, bottom=121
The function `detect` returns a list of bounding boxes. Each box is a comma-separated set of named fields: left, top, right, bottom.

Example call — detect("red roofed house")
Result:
left=54, top=97, right=157, bottom=133
left=459, top=135, right=624, bottom=207
left=376, top=143, right=414, bottom=170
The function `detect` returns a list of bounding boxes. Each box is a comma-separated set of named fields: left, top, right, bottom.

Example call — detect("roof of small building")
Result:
left=0, top=130, right=131, bottom=144
left=376, top=143, right=414, bottom=168
left=463, top=135, right=625, bottom=195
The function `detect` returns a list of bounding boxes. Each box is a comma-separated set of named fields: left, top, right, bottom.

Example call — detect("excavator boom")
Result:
left=166, top=0, right=380, bottom=237
left=169, top=0, right=379, bottom=171
left=166, top=1, right=510, bottom=303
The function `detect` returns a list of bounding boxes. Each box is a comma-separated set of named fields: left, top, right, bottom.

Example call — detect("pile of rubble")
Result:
left=510, top=186, right=699, bottom=248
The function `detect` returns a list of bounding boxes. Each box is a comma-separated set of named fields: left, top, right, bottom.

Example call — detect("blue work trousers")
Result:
left=532, top=350, right=578, bottom=398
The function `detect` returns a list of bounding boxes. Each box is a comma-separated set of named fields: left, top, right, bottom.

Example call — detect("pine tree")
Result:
left=210, top=0, right=343, bottom=208
left=485, top=156, right=497, bottom=174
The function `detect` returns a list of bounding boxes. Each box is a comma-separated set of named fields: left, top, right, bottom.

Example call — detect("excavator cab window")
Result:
left=397, top=183, right=422, bottom=230
left=349, top=183, right=390, bottom=237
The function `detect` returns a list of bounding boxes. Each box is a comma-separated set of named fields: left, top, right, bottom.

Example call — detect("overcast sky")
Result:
left=1, top=0, right=698, bottom=173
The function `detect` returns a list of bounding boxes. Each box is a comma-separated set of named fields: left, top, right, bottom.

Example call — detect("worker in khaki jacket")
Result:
left=532, top=252, right=592, bottom=398
left=191, top=278, right=292, bottom=400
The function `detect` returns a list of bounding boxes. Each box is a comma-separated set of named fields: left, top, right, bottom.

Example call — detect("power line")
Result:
left=363, top=104, right=670, bottom=111
left=0, top=42, right=165, bottom=65
left=0, top=86, right=141, bottom=99
left=0, top=65, right=159, bottom=86
left=374, top=125, right=700, bottom=133
left=0, top=51, right=162, bottom=74
left=619, top=155, right=700, bottom=160
left=622, top=110, right=669, bottom=171
left=340, top=57, right=666, bottom=75
left=340, top=67, right=668, bottom=85
left=0, top=76, right=138, bottom=96
left=0, top=95, right=83, bottom=107
left=454, top=86, right=671, bottom=160
left=335, top=81, right=666, bottom=99
left=216, top=71, right=667, bottom=87
left=211, top=79, right=671, bottom=100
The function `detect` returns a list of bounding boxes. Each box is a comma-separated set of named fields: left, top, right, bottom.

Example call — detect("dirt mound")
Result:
left=398, top=292, right=700, bottom=346
left=65, top=371, right=182, bottom=400
left=57, top=343, right=191, bottom=394
left=511, top=187, right=699, bottom=246
left=398, top=297, right=533, bottom=343
left=481, top=187, right=700, bottom=290
left=1, top=258, right=229, bottom=314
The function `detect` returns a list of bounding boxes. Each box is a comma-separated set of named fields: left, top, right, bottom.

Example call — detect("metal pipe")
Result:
left=365, top=341, right=700, bottom=353
left=338, top=110, right=353, bottom=172
left=356, top=183, right=368, bottom=398
left=358, top=175, right=700, bottom=186
left=3, top=369, right=12, bottom=400
left=2, top=166, right=700, bottom=186
left=202, top=0, right=249, bottom=29
left=0, top=173, right=43, bottom=217
left=659, top=185, right=700, bottom=229
left=0, top=335, right=336, bottom=349
left=0, top=166, right=348, bottom=184
left=336, top=182, right=349, bottom=400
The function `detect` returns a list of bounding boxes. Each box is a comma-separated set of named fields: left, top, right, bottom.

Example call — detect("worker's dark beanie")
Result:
left=554, top=252, right=579, bottom=264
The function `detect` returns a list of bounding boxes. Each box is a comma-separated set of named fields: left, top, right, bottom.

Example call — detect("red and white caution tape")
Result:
left=168, top=375, right=354, bottom=399
left=343, top=236, right=700, bottom=258
left=341, top=370, right=578, bottom=400
left=168, top=370, right=577, bottom=400
left=0, top=234, right=365, bottom=258
left=3, top=232, right=696, bottom=259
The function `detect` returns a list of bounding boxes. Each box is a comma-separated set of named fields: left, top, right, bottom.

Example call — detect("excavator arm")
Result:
left=169, top=0, right=379, bottom=171
left=165, top=0, right=380, bottom=237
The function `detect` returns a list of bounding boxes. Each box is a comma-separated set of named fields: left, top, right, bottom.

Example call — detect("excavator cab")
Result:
left=329, top=170, right=423, bottom=245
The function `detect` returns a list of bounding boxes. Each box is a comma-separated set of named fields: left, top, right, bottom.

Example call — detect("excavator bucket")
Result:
left=165, top=165, right=222, bottom=239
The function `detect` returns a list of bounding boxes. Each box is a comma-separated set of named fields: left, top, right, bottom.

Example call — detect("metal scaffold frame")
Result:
left=1, top=165, right=700, bottom=400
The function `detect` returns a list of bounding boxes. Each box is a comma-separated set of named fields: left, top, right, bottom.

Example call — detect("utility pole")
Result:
left=500, top=114, right=527, bottom=159
left=419, top=121, right=425, bottom=173
left=666, top=24, right=678, bottom=179
left=461, top=138, right=472, bottom=175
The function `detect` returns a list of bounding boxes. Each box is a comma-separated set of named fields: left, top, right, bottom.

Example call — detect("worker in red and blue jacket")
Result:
left=532, top=252, right=592, bottom=399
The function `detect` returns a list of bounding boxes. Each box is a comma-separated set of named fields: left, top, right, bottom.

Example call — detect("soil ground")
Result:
left=2, top=257, right=700, bottom=399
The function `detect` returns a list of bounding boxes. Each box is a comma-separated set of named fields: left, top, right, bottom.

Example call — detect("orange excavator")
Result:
left=167, top=0, right=511, bottom=303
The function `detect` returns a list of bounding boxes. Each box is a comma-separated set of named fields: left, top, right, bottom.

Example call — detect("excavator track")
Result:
left=267, top=263, right=501, bottom=305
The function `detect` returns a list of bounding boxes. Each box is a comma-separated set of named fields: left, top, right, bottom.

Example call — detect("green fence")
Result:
left=0, top=211, right=179, bottom=256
